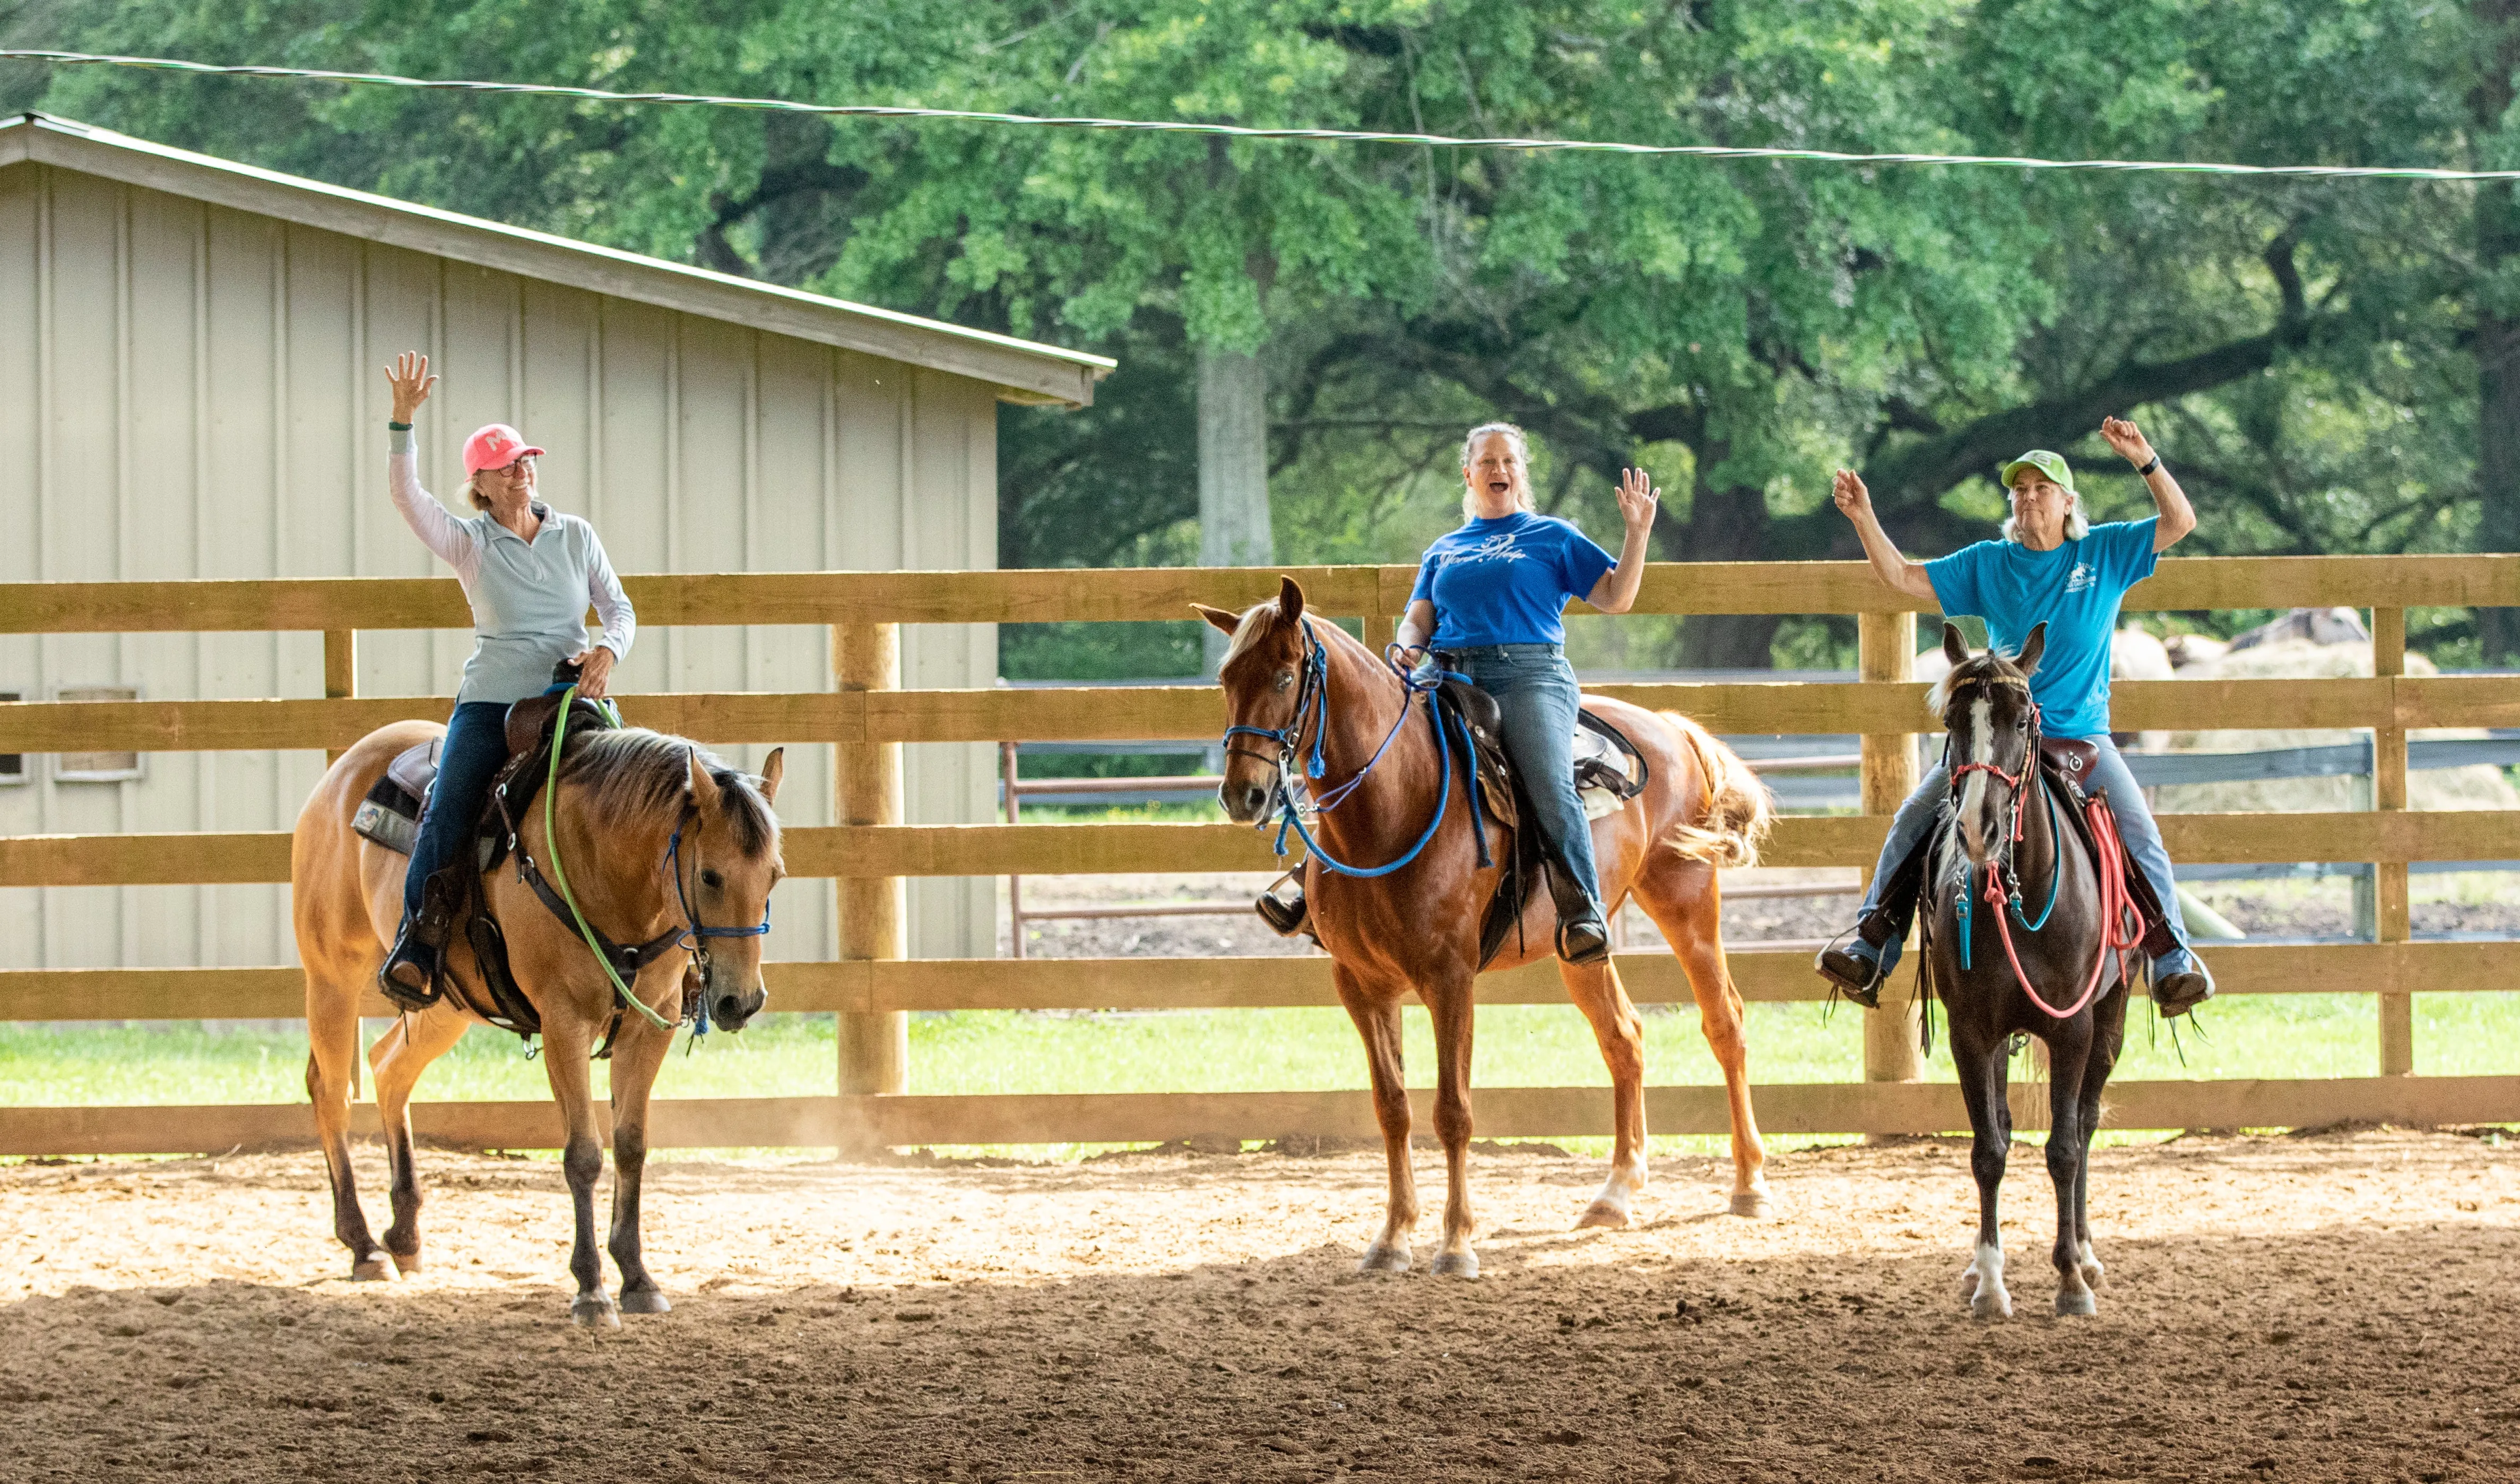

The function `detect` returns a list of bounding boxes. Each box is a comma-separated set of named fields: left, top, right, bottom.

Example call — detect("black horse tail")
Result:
left=1658, top=712, right=1772, bottom=870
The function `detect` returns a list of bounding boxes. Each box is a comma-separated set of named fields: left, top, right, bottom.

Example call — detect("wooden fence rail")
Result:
left=2, top=558, right=2515, bottom=1155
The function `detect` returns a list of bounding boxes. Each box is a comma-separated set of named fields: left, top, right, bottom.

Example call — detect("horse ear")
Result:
left=1941, top=621, right=1969, bottom=669
left=1190, top=603, right=1241, bottom=636
left=1277, top=576, right=1305, bottom=624
left=686, top=747, right=722, bottom=809
left=2016, top=622, right=2048, bottom=677
left=757, top=747, right=784, bottom=804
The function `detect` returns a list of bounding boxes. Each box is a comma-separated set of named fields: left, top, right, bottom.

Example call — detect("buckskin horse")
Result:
left=292, top=711, right=784, bottom=1325
left=1197, top=579, right=1774, bottom=1276
left=1920, top=622, right=2144, bottom=1318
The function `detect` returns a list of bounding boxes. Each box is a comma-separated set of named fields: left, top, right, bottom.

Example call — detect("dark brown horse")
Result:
left=1923, top=622, right=2139, bottom=1318
left=293, top=722, right=785, bottom=1325
left=1197, top=579, right=1774, bottom=1276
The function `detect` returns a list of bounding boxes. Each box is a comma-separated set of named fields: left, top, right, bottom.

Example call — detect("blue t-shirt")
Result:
left=1925, top=518, right=2160, bottom=740
left=1410, top=512, right=1618, bottom=649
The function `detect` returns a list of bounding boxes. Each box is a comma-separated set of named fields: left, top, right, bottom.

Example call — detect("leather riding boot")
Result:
left=1544, top=853, right=1611, bottom=966
left=1255, top=874, right=1310, bottom=937
left=2151, top=956, right=2215, bottom=1019
left=378, top=865, right=464, bottom=1011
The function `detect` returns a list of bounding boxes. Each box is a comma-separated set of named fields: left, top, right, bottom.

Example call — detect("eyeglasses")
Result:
left=482, top=457, right=535, bottom=479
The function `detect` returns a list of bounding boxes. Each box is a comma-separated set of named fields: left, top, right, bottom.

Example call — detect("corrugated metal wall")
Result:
left=0, top=163, right=999, bottom=971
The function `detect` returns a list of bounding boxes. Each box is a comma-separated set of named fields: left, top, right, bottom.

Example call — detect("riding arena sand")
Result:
left=4, top=1126, right=2515, bottom=1482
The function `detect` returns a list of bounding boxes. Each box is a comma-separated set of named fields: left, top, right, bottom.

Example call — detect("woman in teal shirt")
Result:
left=1817, top=418, right=2213, bottom=1016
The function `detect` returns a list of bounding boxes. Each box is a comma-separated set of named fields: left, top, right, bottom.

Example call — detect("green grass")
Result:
left=6, top=991, right=2511, bottom=1110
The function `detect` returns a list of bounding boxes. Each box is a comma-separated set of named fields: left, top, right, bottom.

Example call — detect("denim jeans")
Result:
left=1433, top=643, right=1603, bottom=911
left=1855, top=734, right=2196, bottom=976
left=400, top=700, right=514, bottom=922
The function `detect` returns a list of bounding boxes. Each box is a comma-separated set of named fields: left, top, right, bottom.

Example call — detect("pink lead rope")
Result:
left=1985, top=791, right=2145, bottom=1020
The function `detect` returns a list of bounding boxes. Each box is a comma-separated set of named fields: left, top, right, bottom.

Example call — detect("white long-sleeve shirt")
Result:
left=388, top=426, right=636, bottom=706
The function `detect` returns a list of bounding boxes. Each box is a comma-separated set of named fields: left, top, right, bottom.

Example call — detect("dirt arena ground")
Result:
left=5, top=1127, right=2517, bottom=1482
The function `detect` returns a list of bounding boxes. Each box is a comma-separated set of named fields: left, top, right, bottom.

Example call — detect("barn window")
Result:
left=0, top=692, right=20, bottom=783
left=54, top=685, right=143, bottom=782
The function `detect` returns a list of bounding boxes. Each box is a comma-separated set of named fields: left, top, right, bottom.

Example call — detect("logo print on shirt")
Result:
left=1447, top=533, right=1531, bottom=567
left=2064, top=562, right=2095, bottom=594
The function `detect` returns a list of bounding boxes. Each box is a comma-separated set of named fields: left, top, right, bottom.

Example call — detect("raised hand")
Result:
left=386, top=351, right=437, bottom=424
left=2101, top=416, right=2154, bottom=467
left=1615, top=467, right=1661, bottom=531
left=1831, top=468, right=1873, bottom=522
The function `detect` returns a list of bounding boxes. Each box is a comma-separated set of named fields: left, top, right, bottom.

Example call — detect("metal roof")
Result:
left=0, top=111, right=1113, bottom=407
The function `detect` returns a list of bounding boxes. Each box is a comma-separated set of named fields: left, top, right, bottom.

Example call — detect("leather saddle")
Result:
left=350, top=687, right=622, bottom=1039
left=1428, top=679, right=1649, bottom=970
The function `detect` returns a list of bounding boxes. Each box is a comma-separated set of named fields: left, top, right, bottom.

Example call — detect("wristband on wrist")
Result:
left=388, top=420, right=412, bottom=431
left=2135, top=454, right=2161, bottom=477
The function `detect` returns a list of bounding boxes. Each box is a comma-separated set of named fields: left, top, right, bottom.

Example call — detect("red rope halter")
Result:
left=1984, top=790, right=2145, bottom=1020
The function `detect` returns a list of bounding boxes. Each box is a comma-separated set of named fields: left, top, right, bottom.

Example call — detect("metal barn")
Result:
left=0, top=111, right=1110, bottom=971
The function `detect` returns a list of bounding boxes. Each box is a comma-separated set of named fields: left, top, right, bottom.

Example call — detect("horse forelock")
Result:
left=1220, top=601, right=1281, bottom=671
left=560, top=728, right=781, bottom=860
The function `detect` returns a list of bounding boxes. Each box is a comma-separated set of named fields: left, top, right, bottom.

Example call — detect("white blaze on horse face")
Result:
left=1957, top=694, right=1997, bottom=865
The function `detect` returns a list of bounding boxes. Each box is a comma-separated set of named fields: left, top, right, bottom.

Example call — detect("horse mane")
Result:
left=558, top=727, right=780, bottom=858
left=1924, top=648, right=2029, bottom=720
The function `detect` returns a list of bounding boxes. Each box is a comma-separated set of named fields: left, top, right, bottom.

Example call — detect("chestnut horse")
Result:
left=1921, top=623, right=2138, bottom=1319
left=1198, top=579, right=1774, bottom=1276
left=292, top=720, right=784, bottom=1325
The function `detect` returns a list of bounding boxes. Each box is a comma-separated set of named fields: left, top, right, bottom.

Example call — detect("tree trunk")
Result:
left=1198, top=346, right=1272, bottom=672
left=1676, top=480, right=1782, bottom=670
left=2479, top=0, right=2520, bottom=662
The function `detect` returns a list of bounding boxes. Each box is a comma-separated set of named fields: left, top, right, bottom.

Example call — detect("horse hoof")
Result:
left=1357, top=1244, right=1412, bottom=1274
left=1575, top=1198, right=1631, bottom=1230
left=571, top=1295, right=622, bottom=1329
left=1969, top=1289, right=2013, bottom=1321
left=390, top=1251, right=422, bottom=1276
left=1728, top=1188, right=1772, bottom=1219
left=2055, top=1288, right=2097, bottom=1318
left=350, top=1256, right=394, bottom=1283
left=617, top=1287, right=672, bottom=1316
left=1429, top=1249, right=1480, bottom=1279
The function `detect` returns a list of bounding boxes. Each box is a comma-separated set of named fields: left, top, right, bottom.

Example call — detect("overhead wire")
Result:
left=4, top=47, right=2517, bottom=183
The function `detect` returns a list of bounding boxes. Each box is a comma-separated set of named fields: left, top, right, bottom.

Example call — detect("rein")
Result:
left=517, top=687, right=772, bottom=1035
left=1941, top=683, right=2141, bottom=1020
left=1221, top=619, right=1479, bottom=879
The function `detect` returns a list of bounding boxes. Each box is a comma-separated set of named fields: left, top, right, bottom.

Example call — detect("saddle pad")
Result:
left=1572, top=715, right=1646, bottom=820
left=350, top=738, right=495, bottom=868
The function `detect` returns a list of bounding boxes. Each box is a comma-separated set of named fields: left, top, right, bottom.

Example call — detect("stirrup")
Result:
left=1254, top=871, right=1309, bottom=937
left=1815, top=934, right=1884, bottom=1010
left=378, top=924, right=441, bottom=1012
left=1556, top=910, right=1610, bottom=966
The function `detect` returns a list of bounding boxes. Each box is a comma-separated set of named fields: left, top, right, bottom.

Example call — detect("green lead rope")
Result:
left=540, top=686, right=677, bottom=1032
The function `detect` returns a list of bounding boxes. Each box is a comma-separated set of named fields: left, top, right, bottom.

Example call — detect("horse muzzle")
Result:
left=1220, top=776, right=1275, bottom=825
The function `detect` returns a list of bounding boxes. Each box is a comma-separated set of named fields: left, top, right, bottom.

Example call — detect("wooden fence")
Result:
left=3, top=555, right=2517, bottom=1157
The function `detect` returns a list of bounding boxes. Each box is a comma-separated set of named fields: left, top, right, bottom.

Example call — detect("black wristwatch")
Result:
left=2135, top=453, right=2161, bottom=477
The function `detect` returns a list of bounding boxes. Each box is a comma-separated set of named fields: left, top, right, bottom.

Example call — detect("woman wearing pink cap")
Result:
left=374, top=351, right=637, bottom=1007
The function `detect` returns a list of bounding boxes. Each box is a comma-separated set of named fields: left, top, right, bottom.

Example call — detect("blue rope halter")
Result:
left=663, top=747, right=773, bottom=1041
left=1218, top=619, right=1479, bottom=879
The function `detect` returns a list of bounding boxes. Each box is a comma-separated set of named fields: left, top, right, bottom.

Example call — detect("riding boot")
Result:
left=1544, top=851, right=1612, bottom=966
left=377, top=865, right=465, bottom=1012
left=1814, top=832, right=1933, bottom=1008
left=1255, top=872, right=1310, bottom=937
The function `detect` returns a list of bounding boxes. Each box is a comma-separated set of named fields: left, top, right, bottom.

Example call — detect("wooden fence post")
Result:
left=1858, top=611, right=1924, bottom=1084
left=322, top=629, right=356, bottom=767
left=835, top=622, right=908, bottom=1115
left=2372, top=608, right=2413, bottom=1076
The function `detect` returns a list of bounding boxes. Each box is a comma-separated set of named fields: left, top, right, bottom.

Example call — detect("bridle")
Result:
left=1216, top=617, right=1479, bottom=878
left=1937, top=669, right=2138, bottom=1020
left=660, top=761, right=773, bottom=1033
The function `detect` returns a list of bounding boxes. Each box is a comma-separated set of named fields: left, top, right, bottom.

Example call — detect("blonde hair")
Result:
left=1459, top=422, right=1536, bottom=523
left=463, top=456, right=535, bottom=512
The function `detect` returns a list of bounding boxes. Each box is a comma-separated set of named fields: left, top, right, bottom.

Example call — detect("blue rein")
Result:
left=1219, top=619, right=1479, bottom=879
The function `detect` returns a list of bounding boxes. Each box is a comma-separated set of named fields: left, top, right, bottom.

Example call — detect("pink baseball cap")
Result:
left=462, top=423, right=546, bottom=477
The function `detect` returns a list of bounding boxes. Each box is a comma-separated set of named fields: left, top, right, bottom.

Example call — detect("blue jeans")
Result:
left=1435, top=644, right=1603, bottom=911
left=400, top=700, right=515, bottom=922
left=1855, top=734, right=2196, bottom=977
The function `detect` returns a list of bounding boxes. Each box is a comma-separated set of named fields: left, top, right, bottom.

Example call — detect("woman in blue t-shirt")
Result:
left=1268, top=421, right=1660, bottom=963
left=1815, top=418, right=2214, bottom=1017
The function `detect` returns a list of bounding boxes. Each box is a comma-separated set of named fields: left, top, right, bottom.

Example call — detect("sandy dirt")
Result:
left=6, top=1127, right=2519, bottom=1481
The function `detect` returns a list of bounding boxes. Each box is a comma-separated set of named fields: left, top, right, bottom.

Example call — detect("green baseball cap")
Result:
left=1999, top=449, right=2076, bottom=493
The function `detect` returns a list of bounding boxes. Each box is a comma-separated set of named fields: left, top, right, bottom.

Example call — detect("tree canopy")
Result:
left=5, top=0, right=2508, bottom=669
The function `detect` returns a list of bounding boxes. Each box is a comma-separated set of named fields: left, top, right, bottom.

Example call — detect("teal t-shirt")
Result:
left=1924, top=518, right=2160, bottom=740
